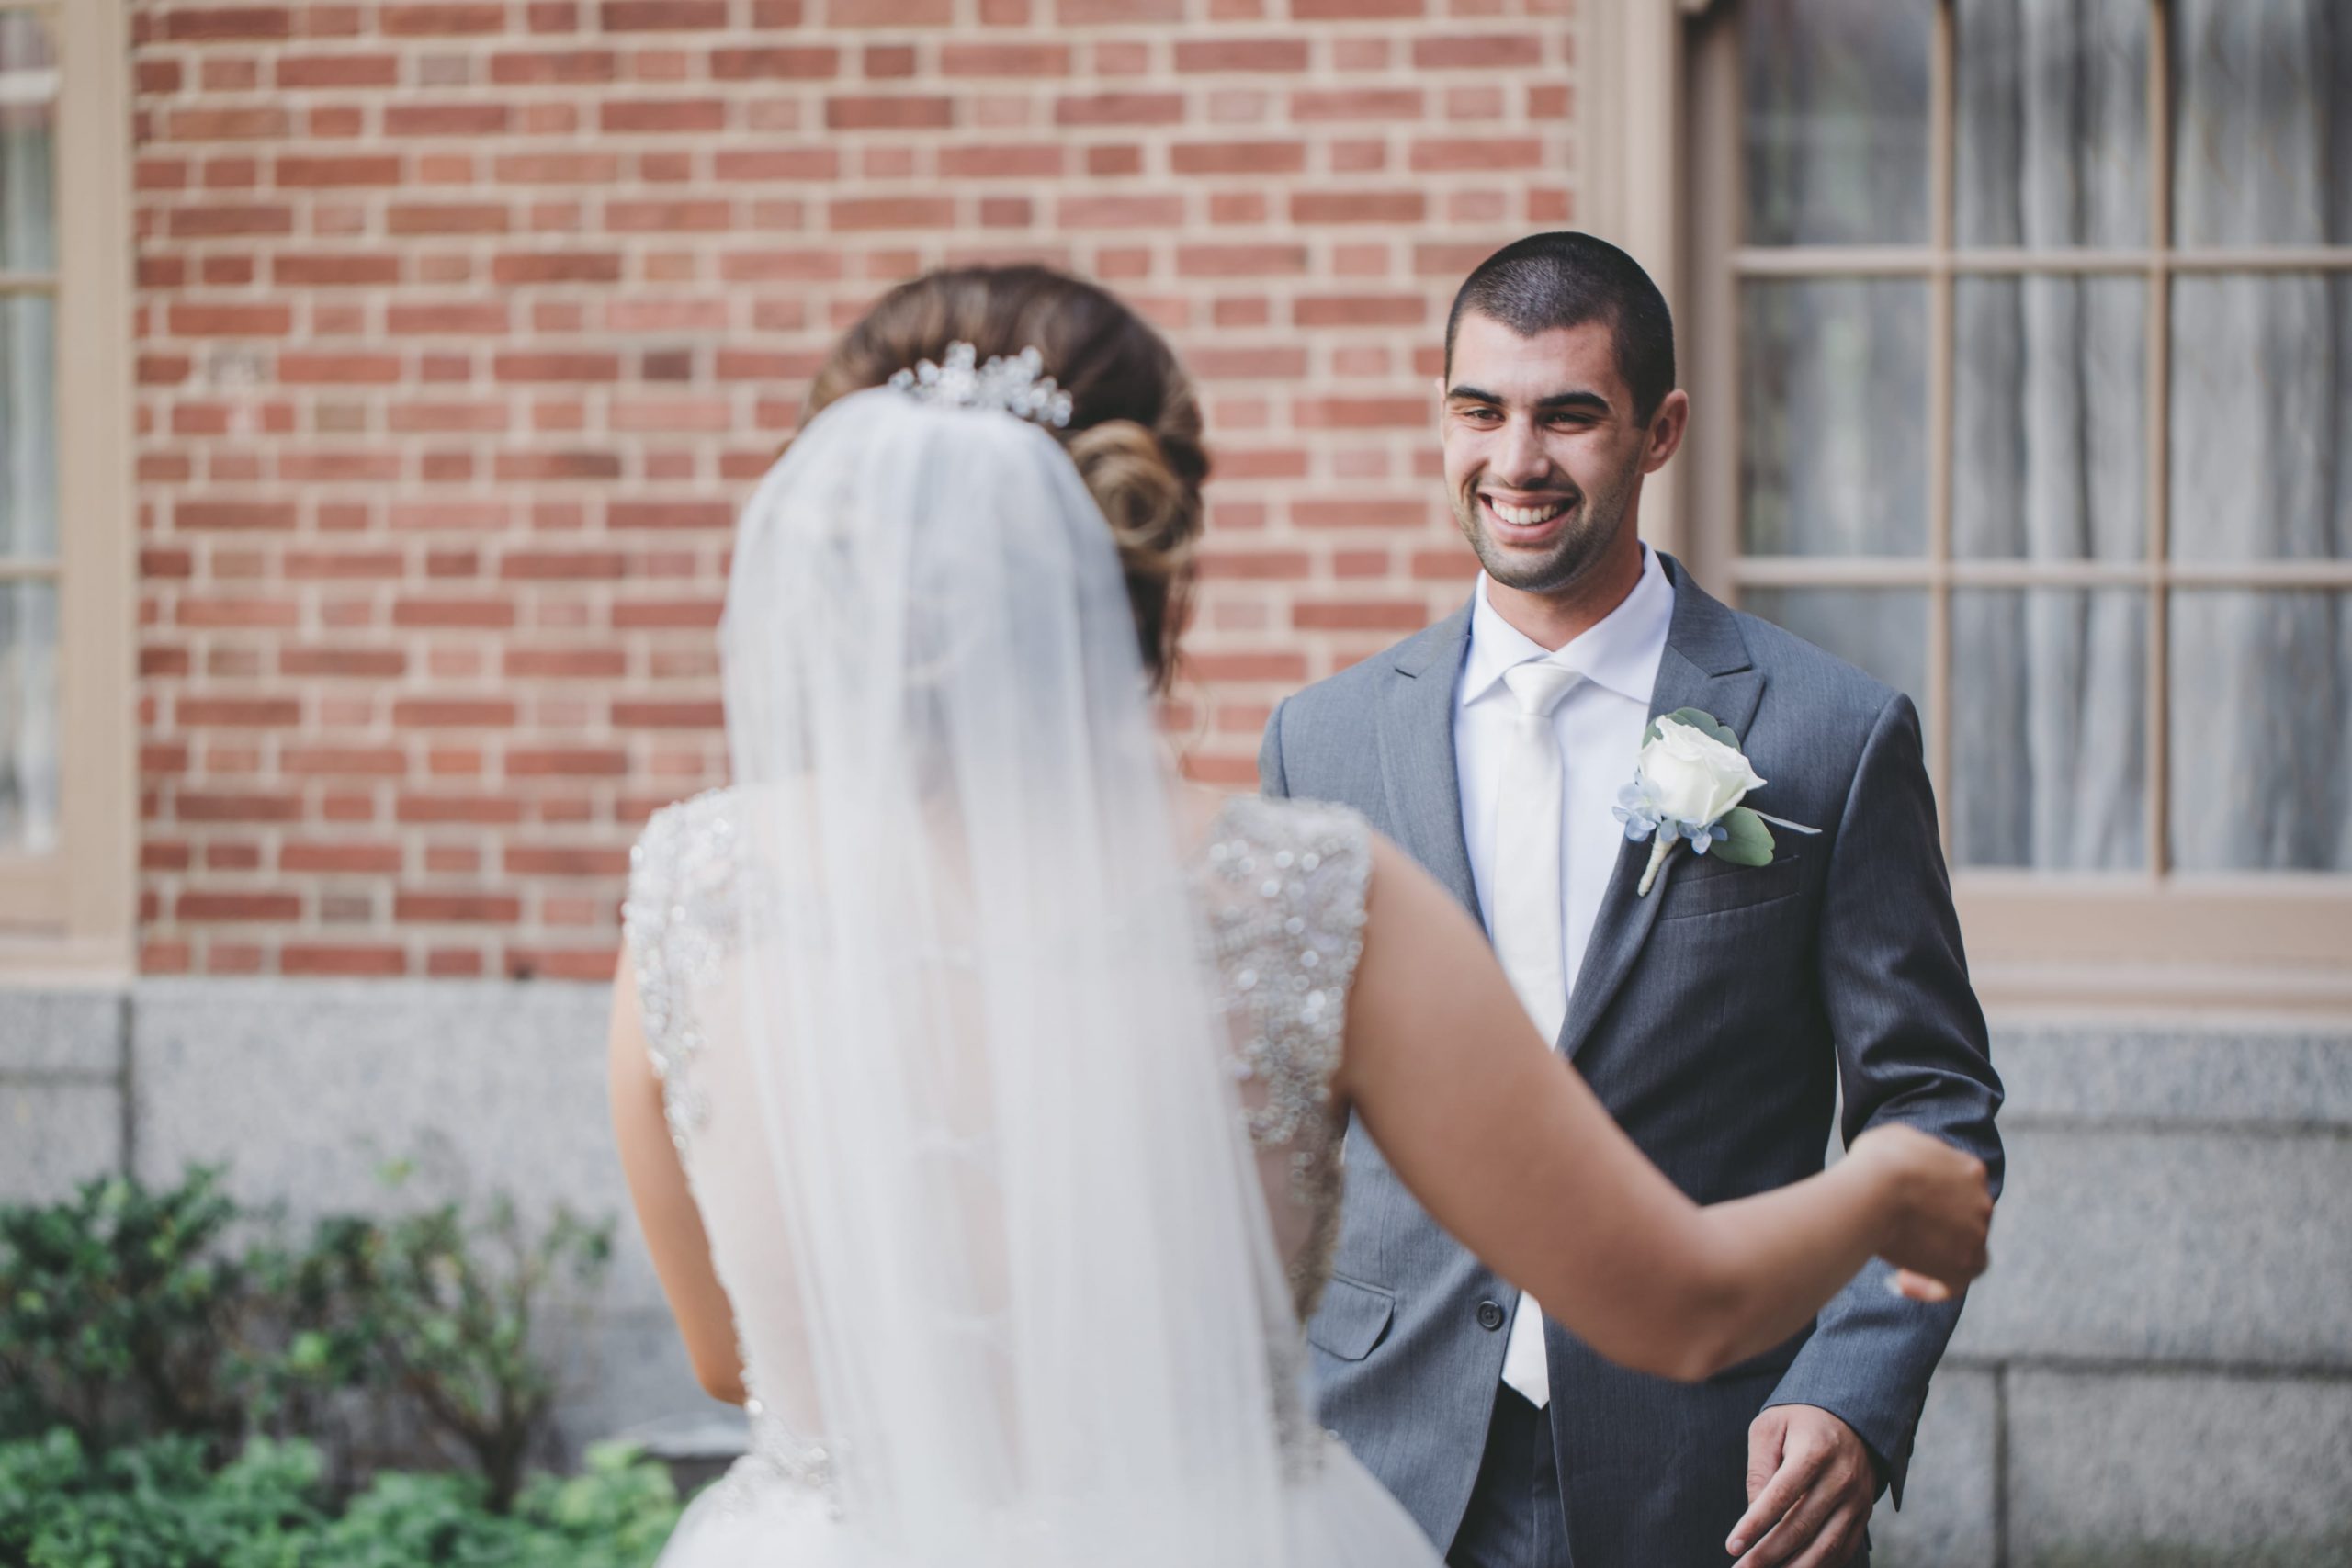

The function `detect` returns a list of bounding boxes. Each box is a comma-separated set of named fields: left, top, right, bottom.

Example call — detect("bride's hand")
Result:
left=1848, top=1124, right=1993, bottom=1303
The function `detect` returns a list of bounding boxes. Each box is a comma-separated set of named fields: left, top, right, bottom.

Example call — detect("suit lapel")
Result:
left=1375, top=603, right=1482, bottom=925
left=1558, top=557, right=1764, bottom=1062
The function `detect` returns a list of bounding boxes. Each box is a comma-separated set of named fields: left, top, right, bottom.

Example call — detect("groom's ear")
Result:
left=1640, top=388, right=1690, bottom=474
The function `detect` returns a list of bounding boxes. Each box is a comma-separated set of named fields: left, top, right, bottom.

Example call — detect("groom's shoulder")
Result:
left=1713, top=599, right=1914, bottom=761
left=1736, top=608, right=1897, bottom=710
left=1281, top=650, right=1385, bottom=720
left=1667, top=564, right=1906, bottom=745
left=1275, top=608, right=1464, bottom=730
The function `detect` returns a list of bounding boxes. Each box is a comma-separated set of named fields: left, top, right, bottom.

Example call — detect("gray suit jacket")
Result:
left=1260, top=556, right=2005, bottom=1564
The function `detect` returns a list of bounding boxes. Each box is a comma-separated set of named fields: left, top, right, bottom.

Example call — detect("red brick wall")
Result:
left=131, top=0, right=1580, bottom=978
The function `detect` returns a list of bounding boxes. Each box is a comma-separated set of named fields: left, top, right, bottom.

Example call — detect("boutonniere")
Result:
left=1612, top=708, right=1819, bottom=897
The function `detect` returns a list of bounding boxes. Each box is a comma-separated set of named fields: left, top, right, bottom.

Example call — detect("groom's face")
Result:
left=1439, top=313, right=1662, bottom=597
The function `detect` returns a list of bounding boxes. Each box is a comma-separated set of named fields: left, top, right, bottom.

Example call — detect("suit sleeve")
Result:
left=1258, top=697, right=1293, bottom=800
left=1765, top=692, right=2006, bottom=1506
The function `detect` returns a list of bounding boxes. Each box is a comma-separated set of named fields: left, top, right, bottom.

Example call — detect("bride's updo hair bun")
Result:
left=805, top=265, right=1208, bottom=693
left=1062, top=418, right=1200, bottom=674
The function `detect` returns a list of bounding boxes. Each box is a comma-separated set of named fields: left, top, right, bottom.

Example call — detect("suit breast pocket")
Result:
left=1306, top=1274, right=1396, bottom=1362
left=1655, top=849, right=1808, bottom=921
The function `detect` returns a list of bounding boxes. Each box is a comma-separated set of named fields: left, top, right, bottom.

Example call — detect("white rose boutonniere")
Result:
left=1613, top=708, right=1817, bottom=896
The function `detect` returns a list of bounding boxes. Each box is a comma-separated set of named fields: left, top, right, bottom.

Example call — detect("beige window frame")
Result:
left=1585, top=0, right=2352, bottom=1010
left=0, top=0, right=131, bottom=977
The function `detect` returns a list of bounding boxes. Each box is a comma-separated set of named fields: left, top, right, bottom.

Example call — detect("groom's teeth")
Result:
left=1489, top=500, right=1564, bottom=527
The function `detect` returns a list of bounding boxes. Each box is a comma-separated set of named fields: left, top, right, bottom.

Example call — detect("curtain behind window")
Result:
left=1742, top=0, right=2351, bottom=874
left=2161, top=0, right=2352, bottom=872
left=0, top=10, right=58, bottom=857
left=1950, top=0, right=2150, bottom=871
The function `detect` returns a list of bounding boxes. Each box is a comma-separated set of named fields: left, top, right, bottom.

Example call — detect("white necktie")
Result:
left=1492, top=658, right=1580, bottom=1407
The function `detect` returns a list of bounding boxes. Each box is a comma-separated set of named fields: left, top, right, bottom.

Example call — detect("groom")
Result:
left=1260, top=233, right=2005, bottom=1568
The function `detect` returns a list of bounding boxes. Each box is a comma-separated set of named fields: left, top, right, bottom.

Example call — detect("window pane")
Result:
left=1741, top=279, right=1928, bottom=558
left=1953, top=589, right=2147, bottom=869
left=1954, top=276, right=2144, bottom=561
left=1741, top=589, right=1930, bottom=724
left=2169, top=275, right=2352, bottom=562
left=0, top=578, right=56, bottom=856
left=1954, top=0, right=2147, bottom=249
left=0, top=295, right=54, bottom=560
left=1742, top=0, right=1932, bottom=246
left=2172, top=0, right=2352, bottom=247
left=0, top=8, right=56, bottom=273
left=2168, top=591, right=2351, bottom=871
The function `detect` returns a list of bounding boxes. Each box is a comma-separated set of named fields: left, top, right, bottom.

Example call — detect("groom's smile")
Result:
left=1476, top=490, right=1577, bottom=545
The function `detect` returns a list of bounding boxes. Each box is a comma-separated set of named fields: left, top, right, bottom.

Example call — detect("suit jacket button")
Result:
left=1476, top=1300, right=1506, bottom=1331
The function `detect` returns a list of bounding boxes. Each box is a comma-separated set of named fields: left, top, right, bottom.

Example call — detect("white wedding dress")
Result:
left=626, top=789, right=1436, bottom=1566
left=617, top=373, right=1445, bottom=1567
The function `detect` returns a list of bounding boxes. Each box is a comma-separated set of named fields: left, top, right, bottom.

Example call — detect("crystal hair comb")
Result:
left=887, top=342, right=1075, bottom=429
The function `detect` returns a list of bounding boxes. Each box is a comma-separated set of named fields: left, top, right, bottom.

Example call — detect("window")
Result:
left=1683, top=0, right=2352, bottom=1003
left=0, top=0, right=130, bottom=974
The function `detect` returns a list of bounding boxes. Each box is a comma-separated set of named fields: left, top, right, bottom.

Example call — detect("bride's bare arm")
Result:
left=607, top=955, right=747, bottom=1404
left=1334, top=834, right=1990, bottom=1383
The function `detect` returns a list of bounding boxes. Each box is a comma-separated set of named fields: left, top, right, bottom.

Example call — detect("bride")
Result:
left=607, top=265, right=1990, bottom=1567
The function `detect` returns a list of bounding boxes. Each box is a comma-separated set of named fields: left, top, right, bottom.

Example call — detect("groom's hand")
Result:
left=1726, top=1404, right=1876, bottom=1567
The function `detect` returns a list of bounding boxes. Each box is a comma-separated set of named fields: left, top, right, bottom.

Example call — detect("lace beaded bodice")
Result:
left=1192, top=794, right=1372, bottom=1321
left=622, top=786, right=1374, bottom=1501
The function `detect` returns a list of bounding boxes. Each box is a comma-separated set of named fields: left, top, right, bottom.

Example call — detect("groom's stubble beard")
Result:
left=1448, top=437, right=1647, bottom=600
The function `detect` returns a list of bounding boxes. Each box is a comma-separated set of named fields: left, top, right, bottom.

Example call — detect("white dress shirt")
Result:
left=1455, top=546, right=1677, bottom=1012
left=1457, top=547, right=1675, bottom=1404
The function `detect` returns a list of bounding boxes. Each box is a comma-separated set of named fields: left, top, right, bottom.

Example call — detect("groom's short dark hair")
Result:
left=1444, top=232, right=1677, bottom=423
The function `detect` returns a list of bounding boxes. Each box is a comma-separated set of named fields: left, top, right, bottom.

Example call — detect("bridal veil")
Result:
left=710, top=381, right=1300, bottom=1564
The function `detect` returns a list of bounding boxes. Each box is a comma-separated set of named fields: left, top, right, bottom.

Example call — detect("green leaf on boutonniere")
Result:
left=1664, top=706, right=1741, bottom=748
left=1713, top=805, right=1776, bottom=868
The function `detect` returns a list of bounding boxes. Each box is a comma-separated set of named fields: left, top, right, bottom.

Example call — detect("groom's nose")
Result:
left=1489, top=415, right=1551, bottom=488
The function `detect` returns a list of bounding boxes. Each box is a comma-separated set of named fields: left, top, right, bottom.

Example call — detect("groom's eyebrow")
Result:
left=1445, top=385, right=1614, bottom=417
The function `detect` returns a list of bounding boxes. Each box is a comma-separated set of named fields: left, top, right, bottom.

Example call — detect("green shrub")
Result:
left=0, top=1168, right=276, bottom=1459
left=296, top=1185, right=615, bottom=1513
left=0, top=1429, right=684, bottom=1568
left=0, top=1427, right=327, bottom=1568
left=0, top=1167, right=617, bottom=1516
left=311, top=1442, right=683, bottom=1568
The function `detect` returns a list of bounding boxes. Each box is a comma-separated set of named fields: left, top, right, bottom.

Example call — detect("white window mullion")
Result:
left=2143, top=0, right=2174, bottom=882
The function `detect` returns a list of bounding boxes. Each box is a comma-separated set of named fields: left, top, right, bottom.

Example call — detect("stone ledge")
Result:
left=1990, top=1017, right=2352, bottom=1130
left=2006, top=1367, right=2352, bottom=1564
left=1951, top=1127, right=2352, bottom=1367
left=0, top=1081, right=122, bottom=1202
left=130, top=976, right=662, bottom=1311
left=0, top=987, right=126, bottom=1077
left=1871, top=1368, right=1997, bottom=1568
left=1876, top=1364, right=2352, bottom=1568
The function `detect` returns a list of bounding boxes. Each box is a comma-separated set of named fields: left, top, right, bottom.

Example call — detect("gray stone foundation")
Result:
left=4, top=986, right=2348, bottom=1562
left=1875, top=1021, right=2352, bottom=1566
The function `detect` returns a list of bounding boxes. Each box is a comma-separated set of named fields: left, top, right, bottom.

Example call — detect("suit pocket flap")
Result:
left=1306, top=1275, right=1396, bottom=1362
left=1656, top=847, right=1807, bottom=920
